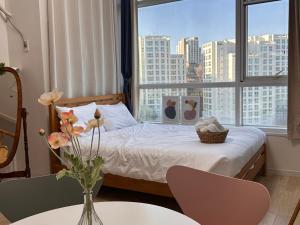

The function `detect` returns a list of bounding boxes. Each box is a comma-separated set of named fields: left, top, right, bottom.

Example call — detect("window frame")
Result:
left=136, top=0, right=288, bottom=132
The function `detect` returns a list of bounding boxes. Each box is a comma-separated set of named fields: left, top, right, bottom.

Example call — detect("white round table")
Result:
left=11, top=201, right=200, bottom=225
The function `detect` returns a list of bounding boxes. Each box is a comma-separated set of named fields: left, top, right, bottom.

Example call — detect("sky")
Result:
left=138, top=0, right=288, bottom=53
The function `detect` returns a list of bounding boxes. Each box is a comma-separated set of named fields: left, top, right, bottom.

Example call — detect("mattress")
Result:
left=72, top=123, right=266, bottom=183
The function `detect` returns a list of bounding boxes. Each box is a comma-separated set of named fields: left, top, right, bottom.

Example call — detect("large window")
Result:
left=137, top=0, right=288, bottom=129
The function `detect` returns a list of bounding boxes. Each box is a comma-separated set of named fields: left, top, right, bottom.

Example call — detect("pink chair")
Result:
left=166, top=166, right=270, bottom=225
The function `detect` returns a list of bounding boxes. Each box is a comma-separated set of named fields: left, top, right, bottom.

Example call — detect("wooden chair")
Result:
left=166, top=165, right=270, bottom=225
left=0, top=175, right=101, bottom=223
left=289, top=199, right=300, bottom=225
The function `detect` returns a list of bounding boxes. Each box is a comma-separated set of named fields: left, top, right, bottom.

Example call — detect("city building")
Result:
left=244, top=34, right=288, bottom=126
left=138, top=35, right=186, bottom=121
left=201, top=34, right=288, bottom=125
left=176, top=37, right=201, bottom=82
left=201, top=40, right=236, bottom=123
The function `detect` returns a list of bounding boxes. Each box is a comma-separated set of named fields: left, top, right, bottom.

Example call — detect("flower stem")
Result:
left=89, top=128, right=95, bottom=162
left=96, top=125, right=100, bottom=157
left=74, top=137, right=83, bottom=161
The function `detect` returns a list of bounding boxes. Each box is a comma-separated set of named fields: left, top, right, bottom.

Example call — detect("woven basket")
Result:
left=196, top=129, right=229, bottom=144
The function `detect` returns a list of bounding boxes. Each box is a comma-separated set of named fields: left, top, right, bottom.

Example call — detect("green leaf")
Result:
left=56, top=169, right=68, bottom=180
left=56, top=153, right=105, bottom=190
left=92, top=156, right=105, bottom=167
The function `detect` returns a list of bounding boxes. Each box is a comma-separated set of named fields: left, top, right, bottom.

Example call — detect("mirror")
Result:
left=0, top=66, right=30, bottom=179
left=0, top=69, right=19, bottom=165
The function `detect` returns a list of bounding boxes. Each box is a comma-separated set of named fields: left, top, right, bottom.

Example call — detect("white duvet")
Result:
left=74, top=123, right=266, bottom=183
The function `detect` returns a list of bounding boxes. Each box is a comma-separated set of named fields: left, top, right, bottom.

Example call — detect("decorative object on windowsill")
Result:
left=162, top=96, right=180, bottom=123
left=181, top=96, right=201, bottom=124
left=195, top=117, right=229, bottom=144
left=38, top=89, right=105, bottom=225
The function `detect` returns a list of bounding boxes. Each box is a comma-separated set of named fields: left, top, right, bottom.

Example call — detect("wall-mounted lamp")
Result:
left=0, top=5, right=29, bottom=52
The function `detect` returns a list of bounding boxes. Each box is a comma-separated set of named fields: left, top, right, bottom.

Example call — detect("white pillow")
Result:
left=56, top=102, right=105, bottom=136
left=97, top=103, right=138, bottom=131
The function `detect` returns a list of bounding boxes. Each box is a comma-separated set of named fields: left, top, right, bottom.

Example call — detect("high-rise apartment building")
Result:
left=243, top=34, right=288, bottom=126
left=176, top=37, right=201, bottom=82
left=201, top=40, right=236, bottom=123
left=139, top=36, right=170, bottom=84
left=202, top=40, right=236, bottom=82
left=185, top=37, right=200, bottom=65
left=201, top=34, right=288, bottom=125
left=176, top=39, right=185, bottom=55
left=139, top=36, right=186, bottom=121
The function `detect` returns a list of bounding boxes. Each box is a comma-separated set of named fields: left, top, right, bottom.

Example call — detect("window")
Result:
left=246, top=0, right=288, bottom=78
left=137, top=0, right=288, bottom=128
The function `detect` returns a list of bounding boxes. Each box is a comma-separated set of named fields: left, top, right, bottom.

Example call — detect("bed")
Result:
left=49, top=93, right=267, bottom=197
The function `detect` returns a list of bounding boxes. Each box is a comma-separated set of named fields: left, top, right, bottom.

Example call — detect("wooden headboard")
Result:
left=48, top=93, right=125, bottom=173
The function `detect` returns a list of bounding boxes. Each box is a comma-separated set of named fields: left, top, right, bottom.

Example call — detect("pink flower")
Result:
left=60, top=110, right=78, bottom=124
left=38, top=89, right=63, bottom=106
left=60, top=121, right=84, bottom=137
left=72, top=126, right=84, bottom=136
left=85, top=118, right=104, bottom=132
left=48, top=132, right=69, bottom=149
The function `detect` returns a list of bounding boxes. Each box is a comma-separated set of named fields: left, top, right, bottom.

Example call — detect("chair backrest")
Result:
left=166, top=166, right=270, bottom=225
left=0, top=175, right=101, bottom=222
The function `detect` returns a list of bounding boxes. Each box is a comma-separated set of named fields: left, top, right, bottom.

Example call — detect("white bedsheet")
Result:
left=74, top=123, right=266, bottom=183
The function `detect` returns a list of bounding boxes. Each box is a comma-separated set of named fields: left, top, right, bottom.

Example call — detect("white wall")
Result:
left=267, top=134, right=300, bottom=176
left=2, top=0, right=50, bottom=176
left=0, top=0, right=9, bottom=63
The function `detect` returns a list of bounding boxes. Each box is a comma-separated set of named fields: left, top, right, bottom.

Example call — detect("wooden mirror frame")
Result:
left=0, top=66, right=30, bottom=179
left=289, top=199, right=300, bottom=225
left=0, top=67, right=22, bottom=168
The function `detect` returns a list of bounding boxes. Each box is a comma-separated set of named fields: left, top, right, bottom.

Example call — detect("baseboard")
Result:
left=267, top=168, right=300, bottom=177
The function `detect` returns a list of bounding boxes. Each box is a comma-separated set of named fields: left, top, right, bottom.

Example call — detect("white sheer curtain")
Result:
left=48, top=0, right=122, bottom=98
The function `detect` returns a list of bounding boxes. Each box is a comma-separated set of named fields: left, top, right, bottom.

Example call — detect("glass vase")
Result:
left=77, top=190, right=103, bottom=225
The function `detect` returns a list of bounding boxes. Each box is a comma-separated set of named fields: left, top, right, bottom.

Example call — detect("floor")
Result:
left=0, top=175, right=299, bottom=225
left=257, top=175, right=300, bottom=225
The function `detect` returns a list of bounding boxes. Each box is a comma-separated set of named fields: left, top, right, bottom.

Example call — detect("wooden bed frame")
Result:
left=49, top=93, right=267, bottom=198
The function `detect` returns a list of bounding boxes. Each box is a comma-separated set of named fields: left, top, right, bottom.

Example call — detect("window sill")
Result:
left=139, top=121, right=288, bottom=136
left=261, top=129, right=288, bottom=137
left=245, top=126, right=287, bottom=137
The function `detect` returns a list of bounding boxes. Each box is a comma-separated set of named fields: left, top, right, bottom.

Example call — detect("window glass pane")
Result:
left=138, top=0, right=236, bottom=84
left=202, top=88, right=235, bottom=124
left=139, top=88, right=235, bottom=124
left=247, top=0, right=289, bottom=77
left=242, top=86, right=287, bottom=127
left=137, top=0, right=288, bottom=129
